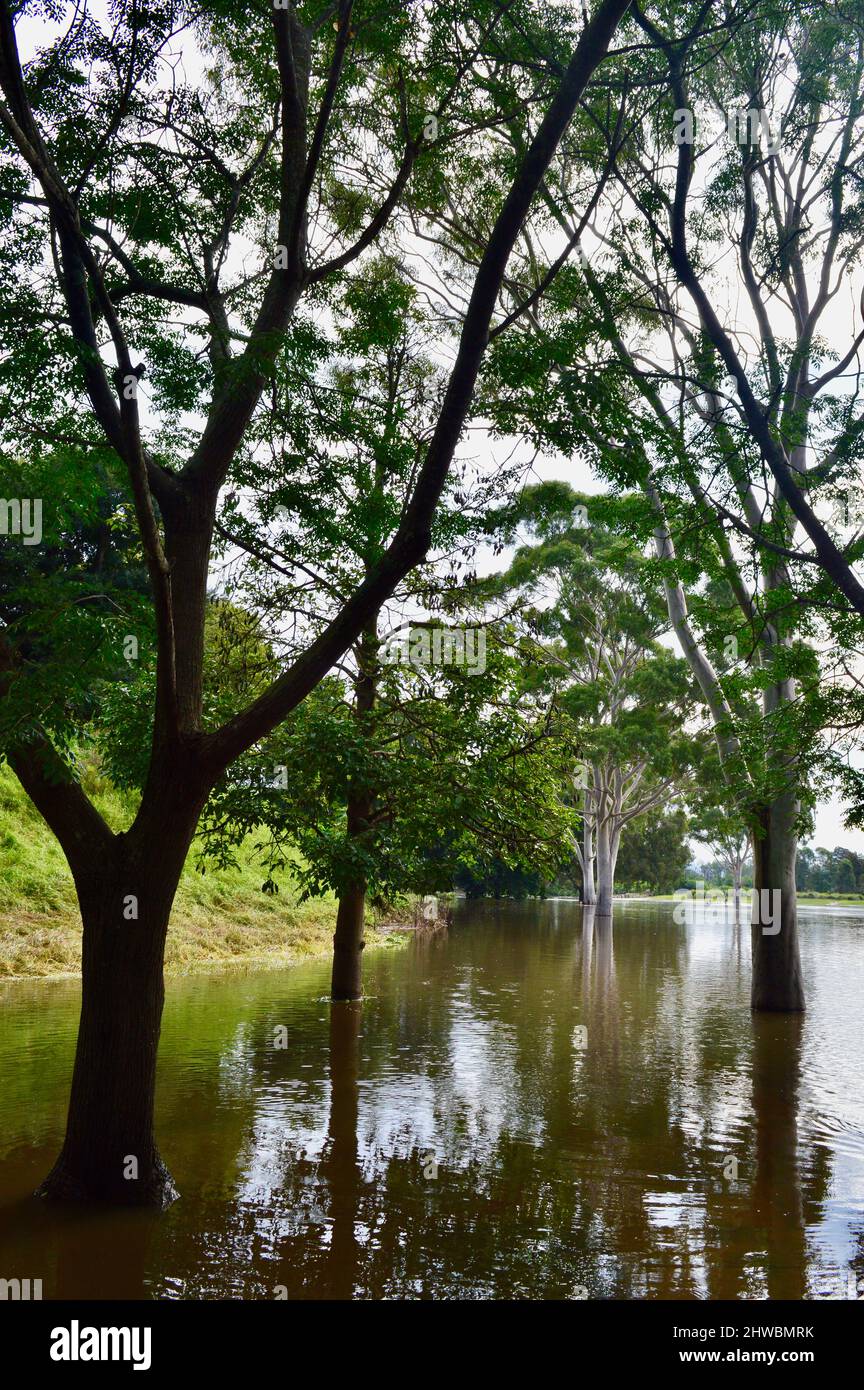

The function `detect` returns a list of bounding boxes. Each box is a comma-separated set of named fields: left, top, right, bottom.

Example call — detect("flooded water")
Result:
left=1, top=899, right=864, bottom=1300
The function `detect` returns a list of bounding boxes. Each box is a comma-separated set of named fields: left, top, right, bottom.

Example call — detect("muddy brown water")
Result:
left=1, top=898, right=863, bottom=1300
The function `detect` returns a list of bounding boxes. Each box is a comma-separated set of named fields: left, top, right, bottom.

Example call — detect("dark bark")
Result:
left=750, top=797, right=805, bottom=1012
left=321, top=1001, right=362, bottom=1297
left=37, top=772, right=206, bottom=1207
left=331, top=621, right=376, bottom=1001
left=38, top=865, right=177, bottom=1206
left=331, top=876, right=367, bottom=1002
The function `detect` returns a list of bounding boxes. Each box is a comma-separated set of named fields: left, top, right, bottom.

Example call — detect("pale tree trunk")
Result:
left=647, top=478, right=739, bottom=765
left=723, top=836, right=747, bottom=920
left=648, top=480, right=805, bottom=1012
left=747, top=559, right=803, bottom=1009
left=582, top=812, right=596, bottom=905
left=595, top=820, right=619, bottom=917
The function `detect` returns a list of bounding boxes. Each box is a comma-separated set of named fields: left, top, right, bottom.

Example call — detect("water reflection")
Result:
left=0, top=900, right=863, bottom=1299
left=319, top=1002, right=361, bottom=1299
left=750, top=1015, right=806, bottom=1299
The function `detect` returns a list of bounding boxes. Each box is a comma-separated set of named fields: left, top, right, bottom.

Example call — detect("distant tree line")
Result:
left=795, top=847, right=864, bottom=897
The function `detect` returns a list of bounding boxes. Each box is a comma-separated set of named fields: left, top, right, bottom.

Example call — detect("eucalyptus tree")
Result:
left=484, top=483, right=703, bottom=915
left=613, top=806, right=690, bottom=894
left=483, top=262, right=823, bottom=1008
left=560, top=0, right=864, bottom=1008
left=0, top=0, right=631, bottom=1204
left=624, top=0, right=864, bottom=621
left=692, top=803, right=751, bottom=912
left=464, top=0, right=859, bottom=1009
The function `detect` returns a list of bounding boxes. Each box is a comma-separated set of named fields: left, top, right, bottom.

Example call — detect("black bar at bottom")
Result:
left=1, top=1295, right=856, bottom=1376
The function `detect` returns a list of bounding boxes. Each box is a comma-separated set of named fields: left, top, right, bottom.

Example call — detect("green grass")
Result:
left=0, top=765, right=409, bottom=979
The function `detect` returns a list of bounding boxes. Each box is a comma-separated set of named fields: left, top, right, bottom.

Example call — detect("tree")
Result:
left=614, top=807, right=690, bottom=894
left=630, top=1, right=864, bottom=620
left=196, top=638, right=574, bottom=984
left=0, top=0, right=631, bottom=1204
left=187, top=256, right=570, bottom=997
left=482, top=484, right=704, bottom=914
left=454, top=858, right=546, bottom=899
left=568, top=0, right=864, bottom=1002
left=836, top=856, right=857, bottom=894
left=468, top=0, right=854, bottom=1009
left=692, top=804, right=751, bottom=914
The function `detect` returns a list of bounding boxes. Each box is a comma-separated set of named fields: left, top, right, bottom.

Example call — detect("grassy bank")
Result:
left=0, top=766, right=409, bottom=980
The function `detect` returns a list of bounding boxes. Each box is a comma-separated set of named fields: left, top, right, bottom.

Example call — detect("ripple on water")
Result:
left=0, top=899, right=862, bottom=1299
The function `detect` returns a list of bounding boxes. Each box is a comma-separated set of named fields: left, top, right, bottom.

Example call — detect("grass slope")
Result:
left=0, top=765, right=404, bottom=979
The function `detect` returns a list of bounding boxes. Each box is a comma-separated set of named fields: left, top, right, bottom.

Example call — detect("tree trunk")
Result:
left=37, top=852, right=183, bottom=1207
left=35, top=767, right=206, bottom=1207
left=750, top=796, right=804, bottom=1012
left=331, top=876, right=367, bottom=1001
left=331, top=619, right=377, bottom=1002
left=582, top=814, right=596, bottom=905
left=595, top=821, right=618, bottom=917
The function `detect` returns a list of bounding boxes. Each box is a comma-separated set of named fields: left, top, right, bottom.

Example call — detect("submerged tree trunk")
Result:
left=331, top=620, right=377, bottom=1002
left=36, top=806, right=200, bottom=1206
left=595, top=821, right=619, bottom=917
left=750, top=795, right=805, bottom=1012
left=331, top=873, right=367, bottom=1002
left=582, top=814, right=596, bottom=905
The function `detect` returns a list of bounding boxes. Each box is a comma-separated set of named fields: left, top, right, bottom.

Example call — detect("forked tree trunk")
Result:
left=750, top=795, right=804, bottom=1012
left=595, top=821, right=619, bottom=917
left=331, top=875, right=367, bottom=1001
left=35, top=773, right=204, bottom=1207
